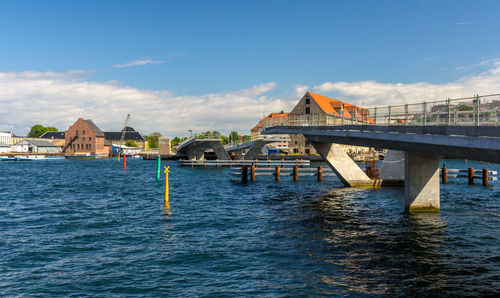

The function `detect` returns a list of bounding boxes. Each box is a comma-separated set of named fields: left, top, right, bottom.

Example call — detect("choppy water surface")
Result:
left=0, top=158, right=499, bottom=296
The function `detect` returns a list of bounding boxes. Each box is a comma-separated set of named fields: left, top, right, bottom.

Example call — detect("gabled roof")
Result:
left=251, top=112, right=289, bottom=132
left=40, top=131, right=65, bottom=139
left=307, top=91, right=373, bottom=123
left=84, top=119, right=104, bottom=137
left=17, top=139, right=56, bottom=147
left=104, top=128, right=146, bottom=141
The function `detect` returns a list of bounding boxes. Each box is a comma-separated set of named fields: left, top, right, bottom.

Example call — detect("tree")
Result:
left=229, top=131, right=240, bottom=145
left=241, top=135, right=251, bottom=143
left=145, top=132, right=162, bottom=148
left=27, top=125, right=58, bottom=138
left=125, top=140, right=138, bottom=147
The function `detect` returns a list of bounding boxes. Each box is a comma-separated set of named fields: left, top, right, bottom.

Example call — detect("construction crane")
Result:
left=62, top=135, right=78, bottom=153
left=120, top=114, right=131, bottom=145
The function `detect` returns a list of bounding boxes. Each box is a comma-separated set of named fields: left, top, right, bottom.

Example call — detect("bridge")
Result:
left=226, top=137, right=288, bottom=160
left=263, top=93, right=500, bottom=213
left=176, top=138, right=230, bottom=160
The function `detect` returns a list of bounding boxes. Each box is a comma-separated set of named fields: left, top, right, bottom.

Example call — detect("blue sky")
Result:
left=1, top=0, right=500, bottom=136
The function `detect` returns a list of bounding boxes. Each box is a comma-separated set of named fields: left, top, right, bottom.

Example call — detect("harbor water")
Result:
left=0, top=158, right=499, bottom=296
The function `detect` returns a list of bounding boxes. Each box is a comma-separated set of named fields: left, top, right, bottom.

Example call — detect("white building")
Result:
left=0, top=132, right=12, bottom=145
left=11, top=140, right=61, bottom=154
left=0, top=142, right=10, bottom=153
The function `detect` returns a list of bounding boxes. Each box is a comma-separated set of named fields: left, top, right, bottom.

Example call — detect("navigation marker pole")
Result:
left=164, top=166, right=170, bottom=207
left=156, top=155, right=161, bottom=180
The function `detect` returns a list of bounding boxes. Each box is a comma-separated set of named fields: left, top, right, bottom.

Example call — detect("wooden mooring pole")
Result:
left=442, top=165, right=447, bottom=184
left=293, top=165, right=298, bottom=182
left=275, top=166, right=280, bottom=182
left=317, top=166, right=323, bottom=182
left=242, top=165, right=248, bottom=183
left=483, top=168, right=489, bottom=186
left=468, top=167, right=474, bottom=185
left=250, top=165, right=256, bottom=182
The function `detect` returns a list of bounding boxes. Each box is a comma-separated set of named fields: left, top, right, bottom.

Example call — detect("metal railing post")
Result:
left=496, top=107, right=499, bottom=126
left=447, top=98, right=451, bottom=126
left=404, top=104, right=408, bottom=126
left=454, top=108, right=457, bottom=125
left=423, top=101, right=427, bottom=126
left=476, top=94, right=480, bottom=126
left=388, top=106, right=391, bottom=126
left=374, top=107, right=377, bottom=125
left=475, top=94, right=480, bottom=126
left=341, top=103, right=344, bottom=126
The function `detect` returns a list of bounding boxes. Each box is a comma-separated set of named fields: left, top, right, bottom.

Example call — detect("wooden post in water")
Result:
left=250, top=165, right=256, bottom=182
left=123, top=153, right=126, bottom=170
left=275, top=166, right=280, bottom=182
left=216, top=159, right=219, bottom=168
left=441, top=165, right=447, bottom=184
left=317, top=166, right=323, bottom=182
left=293, top=165, right=298, bottom=182
left=468, top=167, right=474, bottom=185
left=242, top=165, right=248, bottom=183
left=483, top=168, right=489, bottom=186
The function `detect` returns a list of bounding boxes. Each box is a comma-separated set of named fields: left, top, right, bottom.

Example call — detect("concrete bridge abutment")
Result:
left=404, top=152, right=440, bottom=213
left=307, top=138, right=373, bottom=187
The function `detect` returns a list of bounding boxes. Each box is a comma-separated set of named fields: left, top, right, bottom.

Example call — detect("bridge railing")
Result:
left=263, top=93, right=500, bottom=127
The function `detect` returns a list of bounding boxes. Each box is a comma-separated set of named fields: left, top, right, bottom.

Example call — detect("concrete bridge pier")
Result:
left=404, top=152, right=440, bottom=213
left=307, top=138, right=373, bottom=187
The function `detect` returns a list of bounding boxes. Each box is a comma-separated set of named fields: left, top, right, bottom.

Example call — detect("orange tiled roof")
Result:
left=251, top=112, right=289, bottom=132
left=307, top=91, right=374, bottom=123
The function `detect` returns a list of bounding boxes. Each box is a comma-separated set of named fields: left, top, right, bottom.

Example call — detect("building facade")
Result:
left=289, top=92, right=372, bottom=155
left=65, top=118, right=109, bottom=156
left=0, top=132, right=12, bottom=145
left=11, top=140, right=60, bottom=153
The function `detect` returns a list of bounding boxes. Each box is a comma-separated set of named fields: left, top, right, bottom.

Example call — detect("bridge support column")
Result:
left=404, top=152, right=440, bottom=213
left=212, top=142, right=230, bottom=160
left=308, top=139, right=373, bottom=187
left=380, top=150, right=405, bottom=186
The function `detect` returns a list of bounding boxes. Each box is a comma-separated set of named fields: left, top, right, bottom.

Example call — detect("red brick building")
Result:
left=65, top=118, right=109, bottom=156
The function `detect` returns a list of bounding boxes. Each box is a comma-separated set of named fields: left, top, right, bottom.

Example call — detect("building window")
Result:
left=293, top=148, right=299, bottom=154
left=89, top=137, right=91, bottom=141
left=305, top=107, right=310, bottom=114
left=85, top=144, right=88, bottom=150
left=76, top=130, right=78, bottom=136
left=305, top=149, right=310, bottom=154
left=305, top=98, right=310, bottom=104
left=305, top=140, right=310, bottom=147
left=294, top=141, right=297, bottom=144
left=83, top=130, right=85, bottom=135
left=82, top=137, right=85, bottom=141
left=89, top=144, right=91, bottom=150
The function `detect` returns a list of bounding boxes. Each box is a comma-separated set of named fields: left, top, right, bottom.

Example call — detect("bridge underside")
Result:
left=177, top=140, right=230, bottom=160
left=227, top=138, right=285, bottom=160
left=263, top=125, right=500, bottom=213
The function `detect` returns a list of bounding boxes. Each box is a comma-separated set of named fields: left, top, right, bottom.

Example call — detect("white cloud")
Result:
left=313, top=61, right=500, bottom=107
left=113, top=59, right=164, bottom=68
left=294, top=85, right=310, bottom=98
left=0, top=71, right=285, bottom=137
